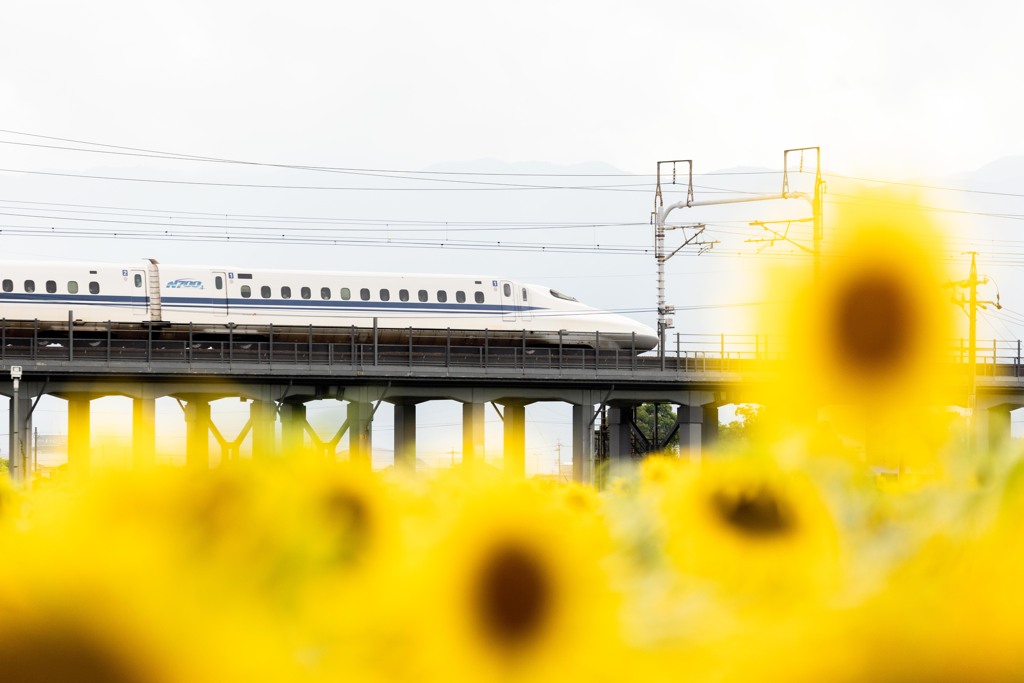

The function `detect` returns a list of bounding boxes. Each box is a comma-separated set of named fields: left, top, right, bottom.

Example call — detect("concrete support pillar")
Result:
left=67, top=396, right=92, bottom=475
left=462, top=402, right=485, bottom=464
left=676, top=405, right=704, bottom=461
left=607, top=406, right=634, bottom=468
left=132, top=397, right=156, bottom=469
left=702, top=403, right=720, bottom=449
left=986, top=404, right=1016, bottom=454
left=8, top=393, right=32, bottom=482
left=572, top=403, right=595, bottom=484
left=348, top=401, right=373, bottom=469
left=279, top=402, right=308, bottom=457
left=393, top=402, right=417, bottom=472
left=250, top=400, right=276, bottom=460
left=184, top=400, right=211, bottom=469
left=502, top=403, right=526, bottom=477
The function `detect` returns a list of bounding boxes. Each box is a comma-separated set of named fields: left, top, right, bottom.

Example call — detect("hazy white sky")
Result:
left=3, top=0, right=1021, bottom=178
left=4, top=1, right=1023, bottom=463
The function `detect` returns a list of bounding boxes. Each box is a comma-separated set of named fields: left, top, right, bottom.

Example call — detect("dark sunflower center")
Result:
left=474, top=543, right=552, bottom=650
left=831, top=271, right=915, bottom=375
left=711, top=487, right=795, bottom=537
left=0, top=628, right=149, bottom=683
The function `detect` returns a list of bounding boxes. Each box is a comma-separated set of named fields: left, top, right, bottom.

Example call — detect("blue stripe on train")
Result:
left=0, top=293, right=547, bottom=315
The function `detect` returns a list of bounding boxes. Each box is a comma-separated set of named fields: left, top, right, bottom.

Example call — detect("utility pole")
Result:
left=10, top=366, right=22, bottom=482
left=950, top=252, right=1001, bottom=450
left=652, top=148, right=821, bottom=360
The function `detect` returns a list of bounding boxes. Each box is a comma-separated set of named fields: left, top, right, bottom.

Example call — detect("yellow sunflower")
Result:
left=760, top=189, right=955, bottom=469
left=0, top=500, right=296, bottom=683
left=405, top=475, right=623, bottom=683
left=658, top=456, right=842, bottom=605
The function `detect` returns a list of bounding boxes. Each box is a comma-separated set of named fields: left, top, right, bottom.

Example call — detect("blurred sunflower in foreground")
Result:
left=761, top=190, right=956, bottom=471
left=405, top=474, right=622, bottom=683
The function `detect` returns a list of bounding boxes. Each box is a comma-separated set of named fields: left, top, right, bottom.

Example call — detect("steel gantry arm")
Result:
left=652, top=148, right=824, bottom=358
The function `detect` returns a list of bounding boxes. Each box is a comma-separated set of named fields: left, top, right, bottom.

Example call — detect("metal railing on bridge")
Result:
left=0, top=321, right=1020, bottom=377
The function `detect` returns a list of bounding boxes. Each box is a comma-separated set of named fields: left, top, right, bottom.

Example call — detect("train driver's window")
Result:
left=360, top=288, right=371, bottom=301
left=24, top=280, right=35, bottom=293
left=380, top=289, right=390, bottom=302
left=89, top=282, right=100, bottom=294
left=281, top=286, right=291, bottom=299
left=68, top=281, right=79, bottom=294
left=241, top=285, right=252, bottom=298
left=437, top=290, right=448, bottom=303
left=418, top=290, right=428, bottom=302
left=1, top=280, right=11, bottom=292
left=46, top=280, right=57, bottom=294
left=134, top=274, right=143, bottom=287
left=301, top=287, right=311, bottom=300
left=456, top=291, right=466, bottom=303
left=261, top=286, right=271, bottom=298
left=475, top=291, right=484, bottom=303
left=503, top=283, right=511, bottom=297
left=340, top=287, right=351, bottom=300
left=320, top=287, right=331, bottom=300
left=215, top=276, right=224, bottom=290
left=399, top=289, right=409, bottom=302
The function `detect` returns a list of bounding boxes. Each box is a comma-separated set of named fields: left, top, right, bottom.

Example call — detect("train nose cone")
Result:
left=634, top=331, right=660, bottom=351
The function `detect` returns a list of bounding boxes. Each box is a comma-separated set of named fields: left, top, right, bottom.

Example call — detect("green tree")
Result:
left=718, top=404, right=763, bottom=446
left=634, top=403, right=680, bottom=453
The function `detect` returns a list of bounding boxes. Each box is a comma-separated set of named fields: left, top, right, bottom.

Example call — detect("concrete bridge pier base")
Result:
left=975, top=399, right=1023, bottom=454
left=393, top=401, right=417, bottom=472
left=67, top=395, right=93, bottom=476
left=250, top=399, right=277, bottom=460
left=347, top=401, right=373, bottom=469
left=184, top=399, right=211, bottom=469
left=462, top=402, right=486, bottom=465
left=132, top=397, right=156, bottom=469
left=572, top=403, right=595, bottom=484
left=607, top=405, right=635, bottom=473
left=280, top=401, right=308, bottom=457
left=501, top=402, right=527, bottom=477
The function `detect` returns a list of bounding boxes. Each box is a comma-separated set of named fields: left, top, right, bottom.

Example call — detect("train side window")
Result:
left=261, top=286, right=271, bottom=298
left=241, top=285, right=251, bottom=298
left=281, top=286, right=291, bottom=300
left=68, top=281, right=79, bottom=294
left=399, top=289, right=409, bottom=302
left=46, top=280, right=57, bottom=294
left=320, top=287, right=331, bottom=300
left=301, top=287, right=311, bottom=300
left=522, top=288, right=529, bottom=302
left=134, top=274, right=143, bottom=287
left=1, top=280, right=11, bottom=292
left=456, top=291, right=466, bottom=303
left=437, top=290, right=448, bottom=303
left=380, top=289, right=390, bottom=302
left=340, top=287, right=351, bottom=300
left=475, top=291, right=484, bottom=303
left=418, top=290, right=428, bottom=302
left=24, top=280, right=35, bottom=293
left=89, top=282, right=100, bottom=294
left=360, top=288, right=370, bottom=301
left=215, top=276, right=224, bottom=290
left=503, top=283, right=511, bottom=297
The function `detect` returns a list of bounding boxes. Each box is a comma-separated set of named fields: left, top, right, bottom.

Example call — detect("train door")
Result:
left=500, top=281, right=516, bottom=322
left=212, top=271, right=229, bottom=316
left=128, top=268, right=148, bottom=318
left=518, top=286, right=533, bottom=322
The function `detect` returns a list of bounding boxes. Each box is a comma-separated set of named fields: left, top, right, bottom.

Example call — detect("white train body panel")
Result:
left=0, top=260, right=658, bottom=350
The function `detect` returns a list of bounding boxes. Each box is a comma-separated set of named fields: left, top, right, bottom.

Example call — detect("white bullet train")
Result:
left=0, top=259, right=658, bottom=351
